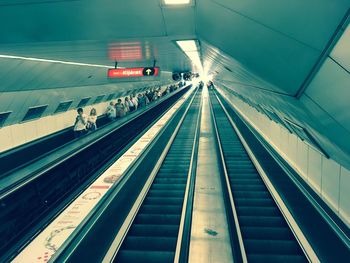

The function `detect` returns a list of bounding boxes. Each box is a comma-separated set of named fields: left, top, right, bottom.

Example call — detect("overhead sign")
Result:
left=108, top=67, right=159, bottom=78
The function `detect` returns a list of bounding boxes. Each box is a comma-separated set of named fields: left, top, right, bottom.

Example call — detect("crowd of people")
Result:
left=73, top=84, right=181, bottom=138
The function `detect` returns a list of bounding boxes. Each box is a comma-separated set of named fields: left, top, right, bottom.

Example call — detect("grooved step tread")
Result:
left=122, top=236, right=177, bottom=251
left=128, top=224, right=179, bottom=237
left=116, top=250, right=174, bottom=263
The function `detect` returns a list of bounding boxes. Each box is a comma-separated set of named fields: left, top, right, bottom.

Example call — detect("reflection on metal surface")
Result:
left=189, top=86, right=233, bottom=263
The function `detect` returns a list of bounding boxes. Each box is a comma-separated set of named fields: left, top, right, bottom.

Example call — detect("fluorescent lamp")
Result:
left=176, top=40, right=203, bottom=70
left=163, top=0, right=191, bottom=5
left=176, top=40, right=198, bottom=52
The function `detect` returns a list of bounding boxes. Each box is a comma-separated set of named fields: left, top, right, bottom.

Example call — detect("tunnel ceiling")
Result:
left=0, top=0, right=348, bottom=94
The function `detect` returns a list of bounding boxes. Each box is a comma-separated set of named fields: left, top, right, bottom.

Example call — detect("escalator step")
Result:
left=248, top=254, right=307, bottom=263
left=143, top=197, right=184, bottom=205
left=128, top=224, right=179, bottom=237
left=234, top=198, right=275, bottom=207
left=236, top=206, right=280, bottom=216
left=134, top=214, right=181, bottom=225
left=239, top=216, right=286, bottom=227
left=244, top=239, right=302, bottom=254
left=140, top=205, right=182, bottom=214
left=233, top=184, right=267, bottom=191
left=151, top=184, right=185, bottom=190
left=122, top=231, right=177, bottom=251
left=153, top=178, right=187, bottom=184
left=148, top=190, right=185, bottom=197
left=241, top=226, right=294, bottom=240
left=116, top=250, right=174, bottom=263
left=233, top=191, right=271, bottom=199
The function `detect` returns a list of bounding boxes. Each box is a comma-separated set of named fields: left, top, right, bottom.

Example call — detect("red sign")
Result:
left=108, top=67, right=159, bottom=78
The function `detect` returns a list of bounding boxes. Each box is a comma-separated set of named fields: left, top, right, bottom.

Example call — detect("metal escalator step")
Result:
left=156, top=172, right=188, bottom=177
left=244, top=239, right=301, bottom=255
left=116, top=250, right=174, bottom=263
left=122, top=236, right=177, bottom=251
left=248, top=254, right=307, bottom=263
left=241, top=226, right=294, bottom=240
left=151, top=184, right=185, bottom=190
left=236, top=206, right=280, bottom=217
left=233, top=198, right=275, bottom=207
left=143, top=197, right=184, bottom=205
left=153, top=178, right=187, bottom=184
left=230, top=178, right=262, bottom=184
left=233, top=190, right=271, bottom=198
left=140, top=205, right=182, bottom=214
left=134, top=214, right=181, bottom=225
left=232, top=184, right=267, bottom=191
left=147, top=189, right=185, bottom=197
left=228, top=172, right=259, bottom=177
left=158, top=168, right=189, bottom=174
left=239, top=216, right=286, bottom=227
left=128, top=224, right=179, bottom=237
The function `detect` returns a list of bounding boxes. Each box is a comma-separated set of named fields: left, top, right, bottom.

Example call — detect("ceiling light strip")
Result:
left=163, top=0, right=191, bottom=5
left=176, top=40, right=203, bottom=70
left=0, top=54, right=111, bottom=68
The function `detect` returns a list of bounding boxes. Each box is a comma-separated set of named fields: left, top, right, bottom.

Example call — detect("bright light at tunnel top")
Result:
left=176, top=40, right=197, bottom=52
left=176, top=40, right=203, bottom=71
left=163, top=0, right=191, bottom=5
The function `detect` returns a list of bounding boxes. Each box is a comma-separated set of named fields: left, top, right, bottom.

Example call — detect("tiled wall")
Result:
left=218, top=87, right=350, bottom=227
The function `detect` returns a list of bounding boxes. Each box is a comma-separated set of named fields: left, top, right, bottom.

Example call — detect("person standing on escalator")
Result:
left=73, top=107, right=87, bottom=138
left=87, top=108, right=97, bottom=132
left=106, top=101, right=116, bottom=121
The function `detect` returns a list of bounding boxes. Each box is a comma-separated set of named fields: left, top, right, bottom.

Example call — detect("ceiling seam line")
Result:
left=328, top=57, right=350, bottom=75
left=302, top=94, right=350, bottom=136
left=294, top=8, right=350, bottom=99
left=159, top=5, right=169, bottom=37
left=215, top=78, right=294, bottom=97
left=211, top=0, right=321, bottom=51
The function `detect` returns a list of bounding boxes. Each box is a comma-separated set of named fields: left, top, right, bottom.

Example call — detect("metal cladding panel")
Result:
left=162, top=6, right=196, bottom=36
left=201, top=41, right=279, bottom=92
left=211, top=0, right=349, bottom=50
left=0, top=0, right=166, bottom=43
left=304, top=58, right=350, bottom=133
left=330, top=24, right=350, bottom=72
left=196, top=0, right=322, bottom=95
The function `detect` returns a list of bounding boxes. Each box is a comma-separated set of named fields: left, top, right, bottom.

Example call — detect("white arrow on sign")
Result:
left=145, top=69, right=152, bottom=75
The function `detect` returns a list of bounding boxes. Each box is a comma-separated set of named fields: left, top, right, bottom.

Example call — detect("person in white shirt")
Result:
left=106, top=101, right=116, bottom=121
left=131, top=94, right=138, bottom=110
left=74, top=107, right=87, bottom=138
left=87, top=108, right=97, bottom=131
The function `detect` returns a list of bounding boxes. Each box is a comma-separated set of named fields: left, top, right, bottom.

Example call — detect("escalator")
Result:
left=210, top=90, right=307, bottom=263
left=0, top=86, right=191, bottom=261
left=114, top=90, right=202, bottom=263
left=0, top=88, right=182, bottom=178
